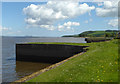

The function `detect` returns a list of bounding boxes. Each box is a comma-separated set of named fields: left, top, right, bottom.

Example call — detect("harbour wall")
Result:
left=16, top=44, right=87, bottom=63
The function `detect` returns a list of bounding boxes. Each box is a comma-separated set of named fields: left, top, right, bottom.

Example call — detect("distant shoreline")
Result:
left=62, top=30, right=119, bottom=38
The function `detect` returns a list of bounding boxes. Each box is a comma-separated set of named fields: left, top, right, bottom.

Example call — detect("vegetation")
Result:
left=62, top=30, right=119, bottom=38
left=85, top=37, right=111, bottom=43
left=62, top=34, right=79, bottom=37
left=27, top=39, right=119, bottom=82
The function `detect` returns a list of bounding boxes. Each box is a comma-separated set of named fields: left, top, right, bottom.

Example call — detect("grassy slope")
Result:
left=87, top=31, right=105, bottom=37
left=27, top=40, right=118, bottom=82
left=81, top=31, right=117, bottom=37
left=62, top=30, right=118, bottom=37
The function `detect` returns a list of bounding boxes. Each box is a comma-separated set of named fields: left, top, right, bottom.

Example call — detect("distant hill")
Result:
left=62, top=34, right=79, bottom=37
left=62, top=30, right=119, bottom=38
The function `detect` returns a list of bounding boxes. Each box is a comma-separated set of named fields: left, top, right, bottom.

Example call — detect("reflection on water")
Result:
left=15, top=61, right=51, bottom=78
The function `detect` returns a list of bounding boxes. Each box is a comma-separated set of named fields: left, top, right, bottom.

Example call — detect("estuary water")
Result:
left=2, top=36, right=86, bottom=82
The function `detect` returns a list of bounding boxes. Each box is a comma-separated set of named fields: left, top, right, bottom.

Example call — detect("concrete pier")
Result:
left=16, top=44, right=87, bottom=63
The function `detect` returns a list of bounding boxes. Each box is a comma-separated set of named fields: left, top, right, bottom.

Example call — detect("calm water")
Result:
left=2, top=36, right=86, bottom=82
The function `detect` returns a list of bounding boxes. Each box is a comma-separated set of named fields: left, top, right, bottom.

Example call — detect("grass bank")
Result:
left=85, top=37, right=111, bottom=43
left=27, top=39, right=118, bottom=82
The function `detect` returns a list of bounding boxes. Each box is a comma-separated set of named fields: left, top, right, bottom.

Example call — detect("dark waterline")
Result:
left=2, top=36, right=86, bottom=82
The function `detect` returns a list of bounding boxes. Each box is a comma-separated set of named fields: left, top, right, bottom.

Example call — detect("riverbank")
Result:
left=26, top=39, right=118, bottom=82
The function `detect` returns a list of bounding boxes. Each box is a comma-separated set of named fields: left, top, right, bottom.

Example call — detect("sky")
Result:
left=1, top=0, right=119, bottom=37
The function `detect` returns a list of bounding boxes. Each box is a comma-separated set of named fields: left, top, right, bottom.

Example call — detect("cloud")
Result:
left=40, top=25, right=55, bottom=30
left=63, top=21, right=80, bottom=26
left=85, top=20, right=88, bottom=23
left=108, top=19, right=118, bottom=27
left=97, top=2, right=103, bottom=6
left=58, top=21, right=80, bottom=31
left=92, top=0, right=111, bottom=2
left=84, top=18, right=93, bottom=23
left=89, top=18, right=93, bottom=22
left=96, top=0, right=119, bottom=17
left=23, top=1, right=95, bottom=30
left=0, top=26, right=11, bottom=31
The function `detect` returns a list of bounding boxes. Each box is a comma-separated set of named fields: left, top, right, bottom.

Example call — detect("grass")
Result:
left=27, top=39, right=118, bottom=82
left=87, top=31, right=106, bottom=37
left=80, top=31, right=118, bottom=37
left=85, top=37, right=111, bottom=43
left=62, top=30, right=119, bottom=37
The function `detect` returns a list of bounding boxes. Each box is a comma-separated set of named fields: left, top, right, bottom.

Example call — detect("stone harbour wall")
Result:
left=16, top=44, right=87, bottom=63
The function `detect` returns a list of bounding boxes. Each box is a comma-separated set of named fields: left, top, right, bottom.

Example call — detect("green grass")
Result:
left=62, top=30, right=119, bottom=37
left=27, top=39, right=118, bottom=82
left=80, top=31, right=118, bottom=37
left=85, top=37, right=111, bottom=43
left=87, top=31, right=105, bottom=37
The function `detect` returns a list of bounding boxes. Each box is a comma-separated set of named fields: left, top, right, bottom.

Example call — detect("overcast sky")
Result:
left=1, top=0, right=119, bottom=37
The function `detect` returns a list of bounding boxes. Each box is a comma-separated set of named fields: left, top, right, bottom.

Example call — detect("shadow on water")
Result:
left=15, top=61, right=51, bottom=79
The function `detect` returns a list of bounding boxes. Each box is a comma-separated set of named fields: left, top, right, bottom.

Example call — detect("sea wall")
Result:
left=16, top=44, right=87, bottom=63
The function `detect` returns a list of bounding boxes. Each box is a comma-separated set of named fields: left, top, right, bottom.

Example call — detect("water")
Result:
left=2, top=36, right=86, bottom=82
